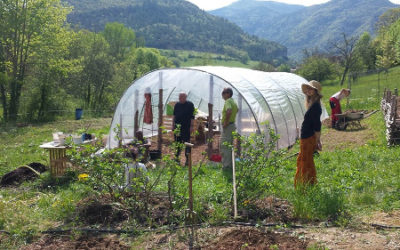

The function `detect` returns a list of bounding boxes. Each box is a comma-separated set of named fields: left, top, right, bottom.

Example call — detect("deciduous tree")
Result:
left=0, top=0, right=70, bottom=121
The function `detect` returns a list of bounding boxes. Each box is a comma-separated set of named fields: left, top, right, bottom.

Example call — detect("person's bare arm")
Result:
left=315, top=131, right=322, bottom=151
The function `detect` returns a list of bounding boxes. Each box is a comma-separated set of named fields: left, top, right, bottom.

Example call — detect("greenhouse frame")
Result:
left=107, top=66, right=328, bottom=149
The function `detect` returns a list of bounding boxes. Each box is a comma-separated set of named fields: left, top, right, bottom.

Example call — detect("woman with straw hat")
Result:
left=294, top=80, right=323, bottom=188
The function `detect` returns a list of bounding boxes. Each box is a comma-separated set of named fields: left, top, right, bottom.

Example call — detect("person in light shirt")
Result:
left=329, top=88, right=351, bottom=129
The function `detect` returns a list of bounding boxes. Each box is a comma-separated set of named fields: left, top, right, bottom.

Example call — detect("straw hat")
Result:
left=301, top=80, right=322, bottom=96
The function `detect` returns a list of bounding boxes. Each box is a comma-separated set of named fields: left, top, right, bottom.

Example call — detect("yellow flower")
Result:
left=78, top=173, right=89, bottom=181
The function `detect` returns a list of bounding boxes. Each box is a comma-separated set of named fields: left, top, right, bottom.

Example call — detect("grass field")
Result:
left=160, top=49, right=261, bottom=68
left=0, top=67, right=399, bottom=249
left=321, top=66, right=400, bottom=110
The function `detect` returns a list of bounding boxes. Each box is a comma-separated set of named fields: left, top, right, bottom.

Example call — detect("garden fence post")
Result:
left=158, top=72, right=163, bottom=154
left=208, top=75, right=214, bottom=158
left=185, top=142, right=194, bottom=223
left=232, top=149, right=238, bottom=218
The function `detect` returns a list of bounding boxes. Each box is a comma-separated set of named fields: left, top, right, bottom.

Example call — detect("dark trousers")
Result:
left=174, top=129, right=191, bottom=163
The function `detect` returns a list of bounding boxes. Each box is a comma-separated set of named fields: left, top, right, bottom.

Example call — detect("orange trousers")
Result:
left=295, top=135, right=317, bottom=187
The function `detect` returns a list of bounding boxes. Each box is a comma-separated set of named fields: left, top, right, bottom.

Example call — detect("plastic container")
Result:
left=149, top=150, right=161, bottom=160
left=75, top=108, right=83, bottom=120
left=72, top=135, right=82, bottom=144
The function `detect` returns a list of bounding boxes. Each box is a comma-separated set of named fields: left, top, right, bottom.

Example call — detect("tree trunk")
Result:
left=0, top=79, right=7, bottom=121
left=340, top=64, right=350, bottom=86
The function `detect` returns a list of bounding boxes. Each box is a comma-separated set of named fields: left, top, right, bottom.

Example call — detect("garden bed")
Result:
left=21, top=235, right=130, bottom=250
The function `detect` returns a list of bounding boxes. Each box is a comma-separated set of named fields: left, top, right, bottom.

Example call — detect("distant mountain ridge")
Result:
left=63, top=0, right=288, bottom=63
left=210, top=0, right=399, bottom=59
left=210, top=0, right=305, bottom=35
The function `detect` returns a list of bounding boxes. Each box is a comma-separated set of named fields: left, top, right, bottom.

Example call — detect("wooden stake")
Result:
left=232, top=149, right=238, bottom=218
left=207, top=103, right=213, bottom=158
left=185, top=142, right=194, bottom=219
left=158, top=89, right=163, bottom=153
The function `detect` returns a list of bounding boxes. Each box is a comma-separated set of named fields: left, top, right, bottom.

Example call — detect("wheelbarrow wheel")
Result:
left=337, top=121, right=347, bottom=131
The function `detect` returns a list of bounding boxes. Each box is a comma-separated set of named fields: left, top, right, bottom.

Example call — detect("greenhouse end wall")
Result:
left=107, top=66, right=328, bottom=149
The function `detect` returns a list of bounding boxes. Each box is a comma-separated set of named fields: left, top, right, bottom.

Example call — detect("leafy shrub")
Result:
left=233, top=127, right=285, bottom=209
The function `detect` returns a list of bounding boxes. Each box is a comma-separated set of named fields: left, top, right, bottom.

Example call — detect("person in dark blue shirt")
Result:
left=173, top=92, right=194, bottom=165
left=295, top=80, right=322, bottom=188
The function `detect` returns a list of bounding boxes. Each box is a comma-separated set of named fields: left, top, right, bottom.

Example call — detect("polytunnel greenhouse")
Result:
left=107, top=66, right=328, bottom=149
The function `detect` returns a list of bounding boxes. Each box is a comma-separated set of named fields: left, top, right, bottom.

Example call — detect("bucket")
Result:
left=72, top=135, right=82, bottom=145
left=75, top=108, right=83, bottom=120
left=149, top=150, right=162, bottom=160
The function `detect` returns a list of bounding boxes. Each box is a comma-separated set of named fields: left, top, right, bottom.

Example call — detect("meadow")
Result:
left=0, top=67, right=399, bottom=249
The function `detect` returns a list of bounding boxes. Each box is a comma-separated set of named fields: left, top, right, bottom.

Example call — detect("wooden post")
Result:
left=119, top=114, right=123, bottom=147
left=207, top=75, right=214, bottom=159
left=185, top=142, right=194, bottom=224
left=232, top=149, right=238, bottom=218
left=134, top=110, right=139, bottom=137
left=134, top=89, right=139, bottom=137
left=158, top=88, right=163, bottom=153
left=186, top=141, right=195, bottom=249
left=207, top=103, right=213, bottom=158
left=187, top=143, right=193, bottom=215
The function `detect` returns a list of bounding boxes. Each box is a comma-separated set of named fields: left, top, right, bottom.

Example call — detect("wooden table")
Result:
left=40, top=139, right=96, bottom=177
left=40, top=142, right=69, bottom=177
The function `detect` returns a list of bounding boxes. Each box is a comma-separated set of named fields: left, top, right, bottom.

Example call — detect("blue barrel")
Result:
left=75, top=108, right=83, bottom=120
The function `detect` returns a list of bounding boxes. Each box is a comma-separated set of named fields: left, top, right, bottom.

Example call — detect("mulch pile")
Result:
left=74, top=193, right=172, bottom=227
left=244, top=196, right=295, bottom=223
left=21, top=235, right=130, bottom=250
left=204, top=228, right=308, bottom=249
left=0, top=162, right=47, bottom=187
left=74, top=195, right=129, bottom=226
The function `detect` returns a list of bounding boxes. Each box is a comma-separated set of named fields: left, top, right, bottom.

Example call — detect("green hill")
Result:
left=63, top=0, right=287, bottom=63
left=211, top=0, right=399, bottom=59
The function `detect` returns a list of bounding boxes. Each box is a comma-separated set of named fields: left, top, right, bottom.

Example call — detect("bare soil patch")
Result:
left=243, top=196, right=295, bottom=224
left=363, top=210, right=400, bottom=227
left=21, top=234, right=130, bottom=250
left=204, top=227, right=308, bottom=249
left=74, top=195, right=129, bottom=226
left=149, top=132, right=220, bottom=165
left=299, top=226, right=400, bottom=249
left=136, top=226, right=308, bottom=249
left=74, top=193, right=172, bottom=227
left=0, top=162, right=47, bottom=187
left=321, top=115, right=377, bottom=152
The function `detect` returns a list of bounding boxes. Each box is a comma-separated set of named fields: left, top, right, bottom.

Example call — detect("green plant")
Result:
left=232, top=126, right=285, bottom=207
left=291, top=184, right=347, bottom=221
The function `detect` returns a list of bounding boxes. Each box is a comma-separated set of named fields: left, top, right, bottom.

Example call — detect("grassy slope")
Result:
left=159, top=49, right=260, bottom=68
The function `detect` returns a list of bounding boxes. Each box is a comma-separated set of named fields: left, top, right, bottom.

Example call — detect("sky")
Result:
left=187, top=0, right=400, bottom=11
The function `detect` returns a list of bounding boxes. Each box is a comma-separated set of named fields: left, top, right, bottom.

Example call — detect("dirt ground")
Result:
left=321, top=112, right=378, bottom=152
left=149, top=131, right=221, bottom=165
left=20, top=235, right=130, bottom=250
left=296, top=225, right=400, bottom=249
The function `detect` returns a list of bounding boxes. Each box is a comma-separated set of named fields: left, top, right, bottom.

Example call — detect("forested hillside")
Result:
left=211, top=0, right=399, bottom=59
left=63, top=0, right=288, bottom=63
left=210, top=0, right=304, bottom=35
left=0, top=0, right=173, bottom=122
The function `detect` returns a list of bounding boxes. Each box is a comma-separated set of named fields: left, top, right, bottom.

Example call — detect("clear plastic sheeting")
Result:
left=107, top=66, right=328, bottom=149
